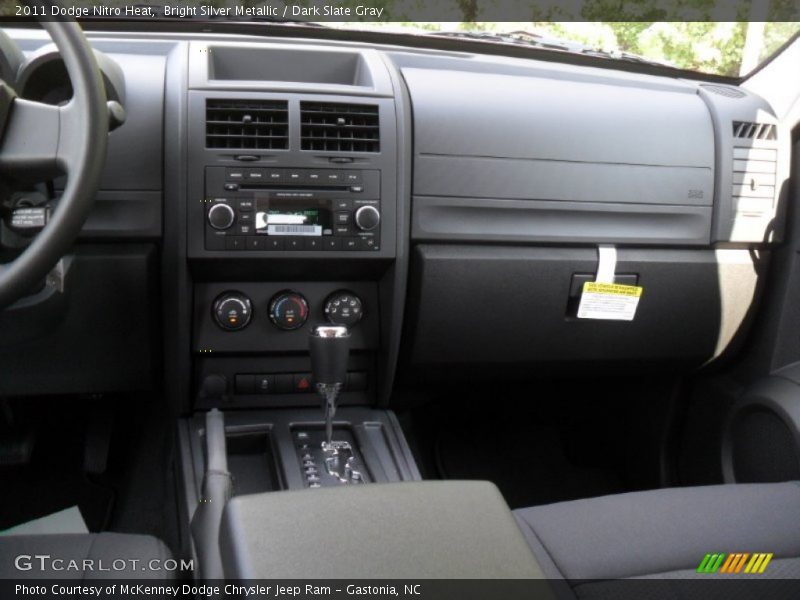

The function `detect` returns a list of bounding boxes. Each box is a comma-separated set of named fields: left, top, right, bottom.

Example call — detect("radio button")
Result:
left=334, top=199, right=352, bottom=211
left=266, top=238, right=285, bottom=251
left=238, top=199, right=254, bottom=211
left=225, top=236, right=247, bottom=251
left=306, top=171, right=322, bottom=184
left=238, top=224, right=253, bottom=235
left=343, top=171, right=362, bottom=183
left=247, top=237, right=265, bottom=250
left=335, top=211, right=351, bottom=225
left=334, top=225, right=351, bottom=236
left=208, top=203, right=236, bottom=230
left=305, top=238, right=323, bottom=251
left=224, top=183, right=240, bottom=192
left=287, top=171, right=303, bottom=183
left=326, top=172, right=342, bottom=183
left=266, top=169, right=284, bottom=182
left=286, top=238, right=303, bottom=251
left=343, top=238, right=359, bottom=250
left=247, top=169, right=265, bottom=180
left=238, top=212, right=253, bottom=223
left=350, top=185, right=364, bottom=193
left=226, top=168, right=245, bottom=180
left=324, top=238, right=342, bottom=251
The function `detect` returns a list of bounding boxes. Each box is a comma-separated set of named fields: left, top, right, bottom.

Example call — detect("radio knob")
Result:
left=354, top=205, right=380, bottom=231
left=208, top=203, right=235, bottom=230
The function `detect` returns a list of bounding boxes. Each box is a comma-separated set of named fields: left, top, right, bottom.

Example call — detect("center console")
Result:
left=176, top=41, right=420, bottom=573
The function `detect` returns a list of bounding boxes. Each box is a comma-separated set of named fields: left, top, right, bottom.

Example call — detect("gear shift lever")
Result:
left=309, top=324, right=350, bottom=447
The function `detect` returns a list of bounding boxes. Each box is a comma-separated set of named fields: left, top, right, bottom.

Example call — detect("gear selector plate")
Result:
left=293, top=427, right=370, bottom=488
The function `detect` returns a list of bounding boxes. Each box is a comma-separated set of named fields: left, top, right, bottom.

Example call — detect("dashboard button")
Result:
left=334, top=225, right=351, bottom=236
left=224, top=183, right=239, bottom=192
left=238, top=199, right=254, bottom=211
left=343, top=238, right=359, bottom=250
left=335, top=211, right=351, bottom=225
left=326, top=172, right=342, bottom=183
left=323, top=238, right=342, bottom=251
left=287, top=171, right=303, bottom=183
left=266, top=169, right=284, bottom=182
left=226, top=168, right=244, bottom=180
left=247, top=169, right=264, bottom=181
left=225, top=236, right=247, bottom=250
left=255, top=374, right=275, bottom=394
left=344, top=171, right=362, bottom=183
left=306, top=171, right=322, bottom=184
left=266, top=237, right=284, bottom=250
left=238, top=224, right=253, bottom=235
left=247, top=237, right=264, bottom=250
left=286, top=238, right=303, bottom=251
left=238, top=212, right=253, bottom=224
left=334, top=199, right=352, bottom=210
left=293, top=373, right=313, bottom=393
left=305, top=238, right=322, bottom=251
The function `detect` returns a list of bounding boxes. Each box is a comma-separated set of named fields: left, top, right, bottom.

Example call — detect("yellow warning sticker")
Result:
left=578, top=282, right=643, bottom=321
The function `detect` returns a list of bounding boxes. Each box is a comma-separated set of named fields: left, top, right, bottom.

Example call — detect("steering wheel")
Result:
left=0, top=20, right=108, bottom=309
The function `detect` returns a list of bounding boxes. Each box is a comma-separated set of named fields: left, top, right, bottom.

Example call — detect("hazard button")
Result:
left=293, top=373, right=314, bottom=393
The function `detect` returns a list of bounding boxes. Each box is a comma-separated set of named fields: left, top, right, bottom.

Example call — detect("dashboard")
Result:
left=0, top=26, right=790, bottom=408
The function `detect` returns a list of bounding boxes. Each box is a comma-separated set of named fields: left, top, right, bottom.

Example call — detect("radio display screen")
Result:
left=254, top=193, right=333, bottom=236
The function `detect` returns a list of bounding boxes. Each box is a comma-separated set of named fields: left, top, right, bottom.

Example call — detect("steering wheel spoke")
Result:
left=0, top=98, right=70, bottom=182
left=0, top=21, right=108, bottom=309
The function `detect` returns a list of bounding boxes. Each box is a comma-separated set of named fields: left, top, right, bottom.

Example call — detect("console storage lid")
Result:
left=220, top=480, right=545, bottom=579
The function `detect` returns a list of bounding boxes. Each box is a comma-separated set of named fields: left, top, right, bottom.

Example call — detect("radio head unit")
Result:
left=204, top=166, right=381, bottom=252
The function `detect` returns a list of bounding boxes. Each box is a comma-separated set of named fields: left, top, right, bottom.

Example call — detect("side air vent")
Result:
left=700, top=84, right=746, bottom=99
left=300, top=102, right=380, bottom=153
left=206, top=99, right=289, bottom=150
left=733, top=121, right=777, bottom=141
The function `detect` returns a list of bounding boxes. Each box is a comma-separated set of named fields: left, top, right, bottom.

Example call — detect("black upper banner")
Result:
left=0, top=0, right=792, bottom=23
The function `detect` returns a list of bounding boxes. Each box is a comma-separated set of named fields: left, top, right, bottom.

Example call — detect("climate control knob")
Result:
left=208, top=203, right=235, bottom=230
left=324, top=290, right=364, bottom=327
left=354, top=205, right=380, bottom=231
left=213, top=292, right=252, bottom=331
left=269, top=291, right=309, bottom=331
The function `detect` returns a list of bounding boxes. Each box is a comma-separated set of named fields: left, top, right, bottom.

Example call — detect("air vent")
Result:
left=300, top=102, right=380, bottom=153
left=206, top=99, right=288, bottom=150
left=733, top=121, right=777, bottom=141
left=701, top=84, right=746, bottom=99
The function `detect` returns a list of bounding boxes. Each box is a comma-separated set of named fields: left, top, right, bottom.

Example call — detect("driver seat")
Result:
left=0, top=533, right=174, bottom=579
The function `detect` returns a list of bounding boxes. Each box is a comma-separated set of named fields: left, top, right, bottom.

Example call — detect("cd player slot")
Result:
left=239, top=184, right=349, bottom=192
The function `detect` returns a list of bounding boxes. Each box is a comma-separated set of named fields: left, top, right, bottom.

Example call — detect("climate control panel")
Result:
left=197, top=283, right=377, bottom=356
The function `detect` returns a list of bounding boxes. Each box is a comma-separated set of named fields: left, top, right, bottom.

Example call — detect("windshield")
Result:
left=326, top=21, right=800, bottom=77
left=9, top=0, right=800, bottom=77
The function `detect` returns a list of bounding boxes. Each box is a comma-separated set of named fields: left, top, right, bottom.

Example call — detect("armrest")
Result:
left=220, top=480, right=545, bottom=579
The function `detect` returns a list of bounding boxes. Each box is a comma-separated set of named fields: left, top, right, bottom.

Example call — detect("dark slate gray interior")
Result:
left=1, top=22, right=799, bottom=596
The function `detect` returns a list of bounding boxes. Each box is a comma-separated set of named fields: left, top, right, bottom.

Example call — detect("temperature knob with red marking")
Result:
left=268, top=291, right=309, bottom=331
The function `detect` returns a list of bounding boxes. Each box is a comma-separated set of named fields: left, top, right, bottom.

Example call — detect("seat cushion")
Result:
left=514, top=482, right=800, bottom=581
left=0, top=533, right=174, bottom=579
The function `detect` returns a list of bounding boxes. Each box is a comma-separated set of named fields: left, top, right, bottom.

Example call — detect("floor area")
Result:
left=0, top=395, right=180, bottom=554
left=398, top=377, right=677, bottom=509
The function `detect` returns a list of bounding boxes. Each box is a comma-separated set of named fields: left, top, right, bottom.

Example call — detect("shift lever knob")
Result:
left=309, top=325, right=350, bottom=448
left=309, top=325, right=350, bottom=386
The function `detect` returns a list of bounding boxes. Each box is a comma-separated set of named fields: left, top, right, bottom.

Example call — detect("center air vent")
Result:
left=300, top=102, right=380, bottom=153
left=733, top=121, right=777, bottom=141
left=206, top=99, right=288, bottom=150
